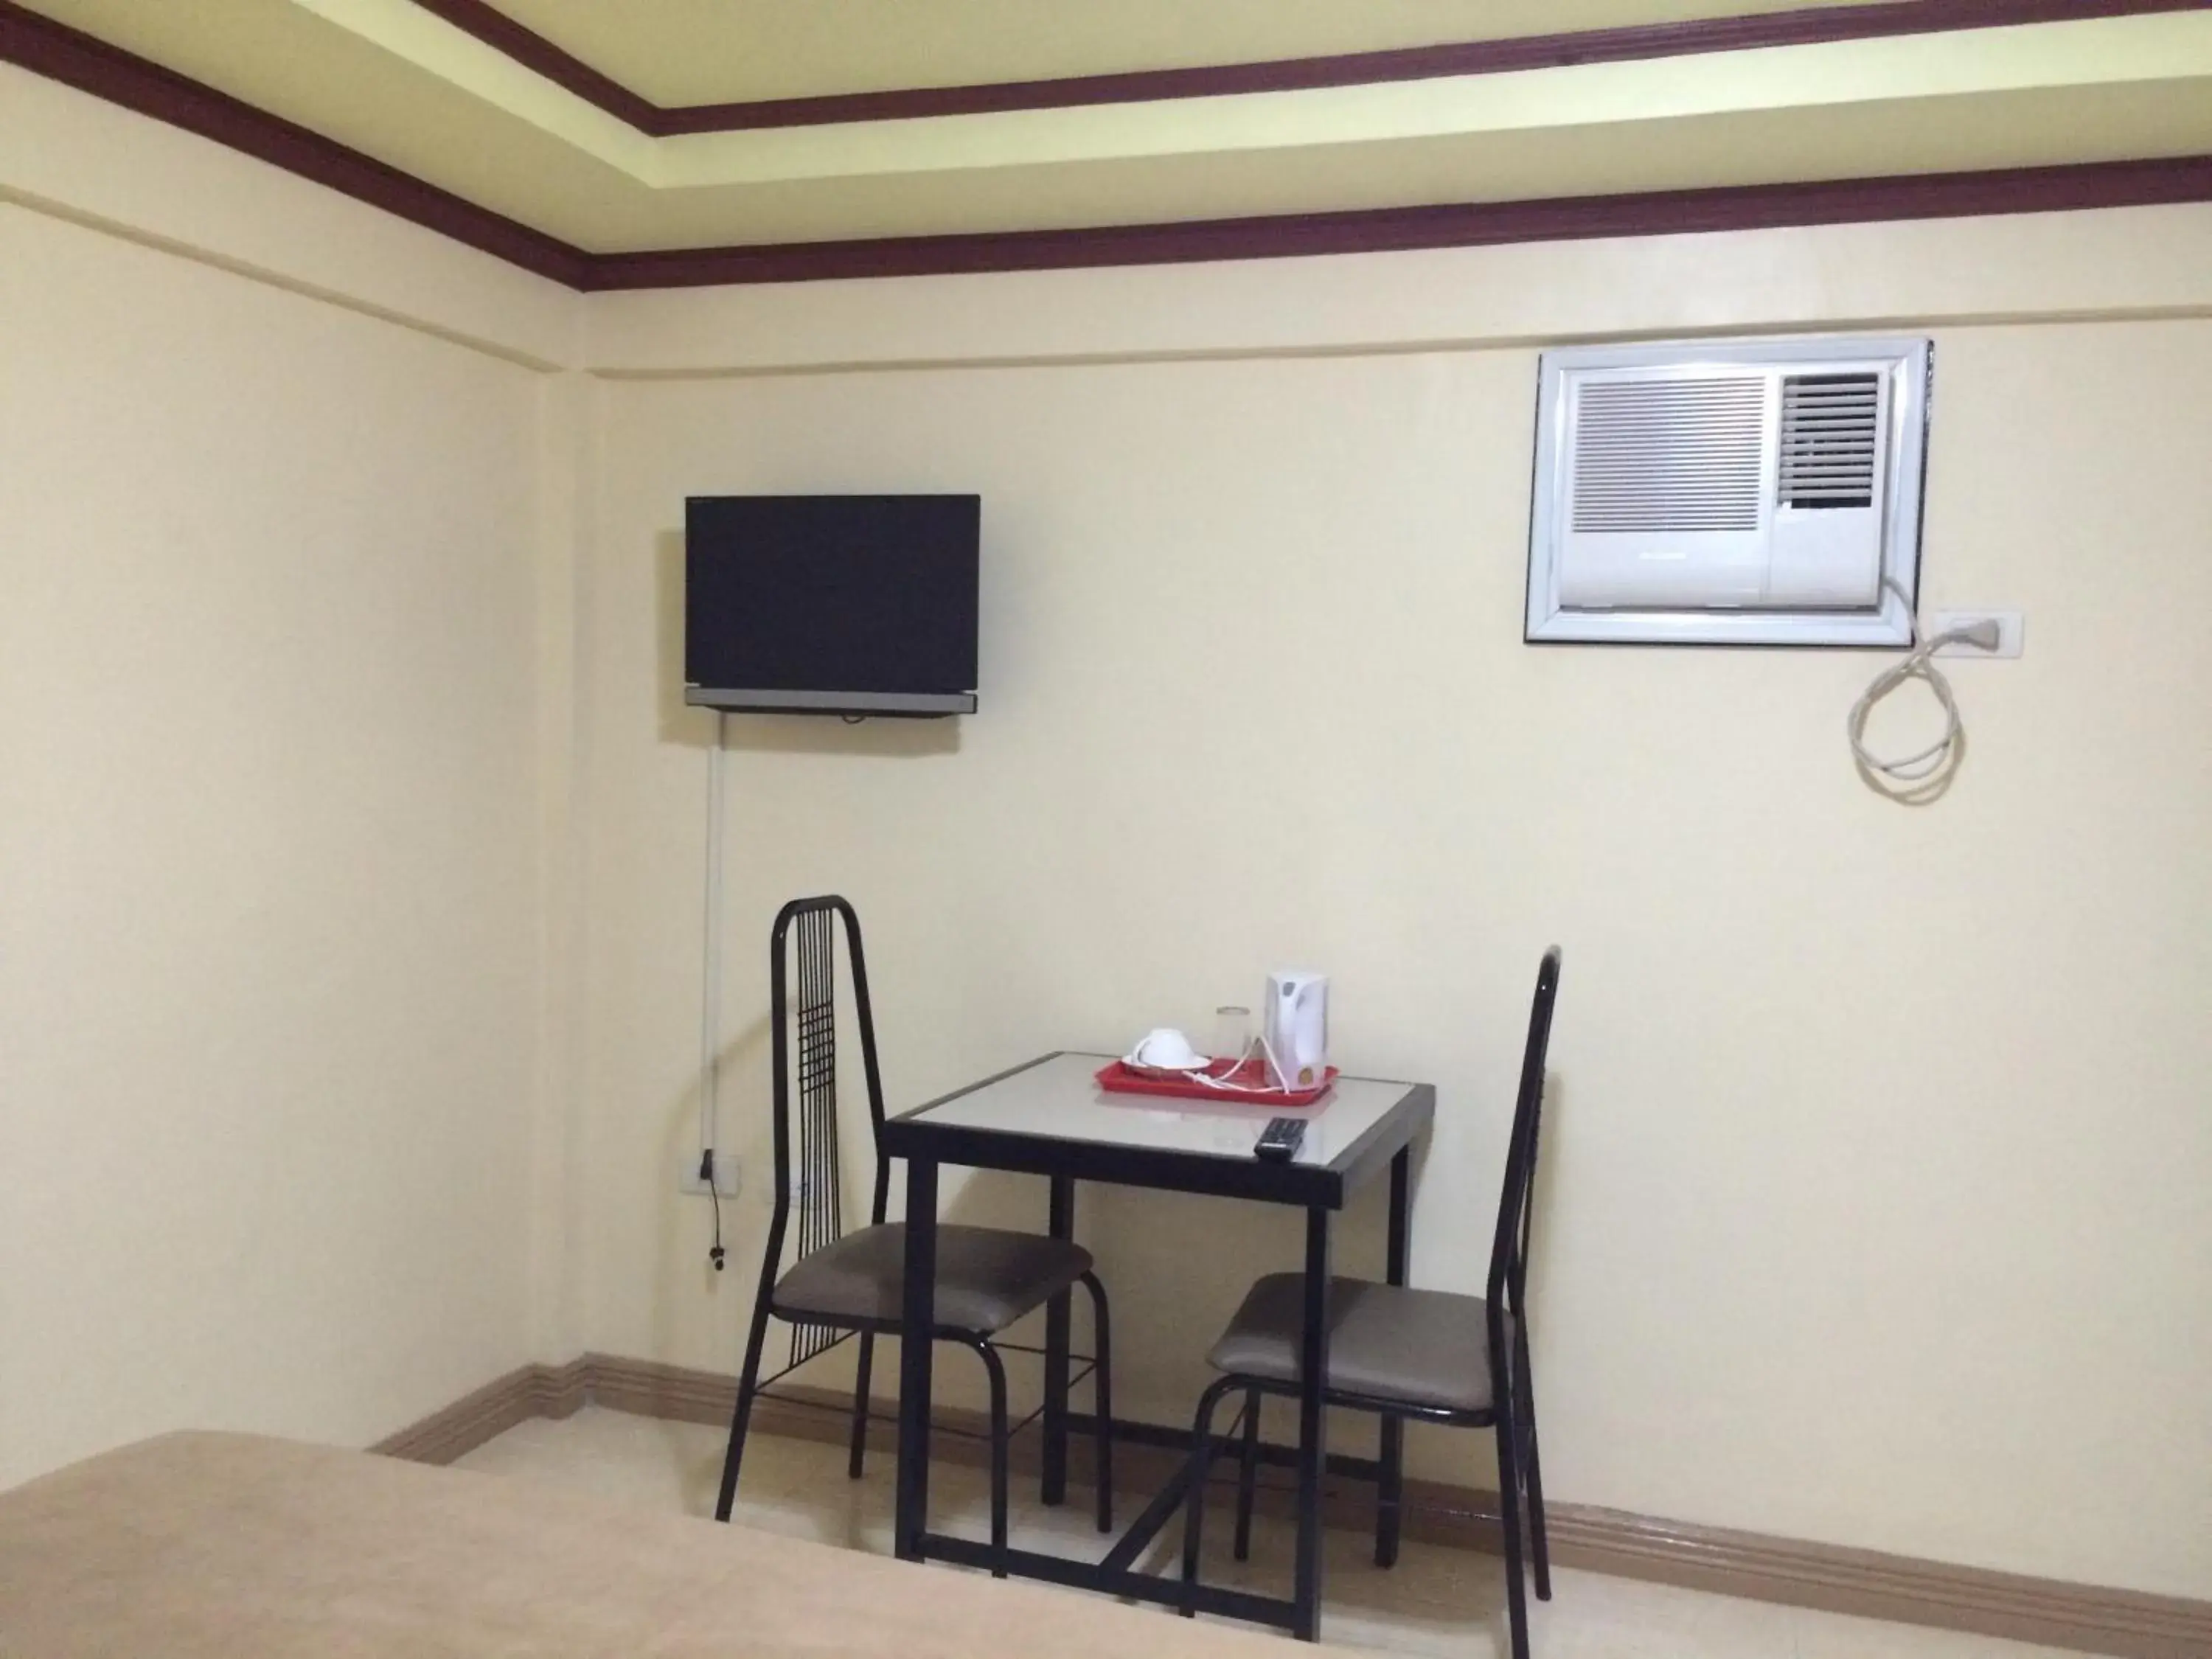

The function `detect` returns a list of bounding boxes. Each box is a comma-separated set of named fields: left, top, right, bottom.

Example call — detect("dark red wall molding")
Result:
left=408, top=0, right=2211, bottom=135
left=0, top=0, right=588, bottom=285
left=585, top=157, right=2212, bottom=289
left=407, top=0, right=658, bottom=130
left=4, top=0, right=2209, bottom=295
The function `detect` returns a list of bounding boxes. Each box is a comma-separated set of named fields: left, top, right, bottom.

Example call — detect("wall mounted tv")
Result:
left=684, top=494, right=980, bottom=717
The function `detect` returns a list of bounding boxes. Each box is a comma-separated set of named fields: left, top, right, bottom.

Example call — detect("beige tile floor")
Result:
left=456, top=1408, right=2071, bottom=1659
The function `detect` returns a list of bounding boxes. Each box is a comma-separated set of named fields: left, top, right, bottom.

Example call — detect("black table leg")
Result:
left=1293, top=1206, right=1333, bottom=1641
left=896, top=1157, right=939, bottom=1562
left=1377, top=1147, right=1411, bottom=1566
left=1041, top=1175, right=1074, bottom=1506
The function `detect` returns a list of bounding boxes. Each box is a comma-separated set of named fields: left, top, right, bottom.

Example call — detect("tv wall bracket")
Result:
left=684, top=687, right=975, bottom=718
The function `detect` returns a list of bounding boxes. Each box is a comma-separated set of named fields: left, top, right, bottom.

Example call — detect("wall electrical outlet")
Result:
left=1931, top=610, right=2025, bottom=659
left=680, top=1149, right=742, bottom=1197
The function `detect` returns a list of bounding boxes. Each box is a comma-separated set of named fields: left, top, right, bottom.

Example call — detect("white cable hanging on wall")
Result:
left=698, top=711, right=728, bottom=1267
left=1847, top=580, right=2000, bottom=805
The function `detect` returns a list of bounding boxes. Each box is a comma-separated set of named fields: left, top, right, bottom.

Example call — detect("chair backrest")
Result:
left=764, top=896, right=888, bottom=1363
left=1484, top=949, right=1563, bottom=1353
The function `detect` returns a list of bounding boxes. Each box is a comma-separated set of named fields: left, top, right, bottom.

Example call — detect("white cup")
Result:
left=1130, top=1027, right=1206, bottom=1071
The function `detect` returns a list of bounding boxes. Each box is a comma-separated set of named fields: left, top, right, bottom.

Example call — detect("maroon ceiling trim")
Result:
left=581, top=156, right=2212, bottom=289
left=406, top=0, right=658, bottom=129
left=405, top=0, right=2212, bottom=136
left=0, top=0, right=588, bottom=286
left=4, top=1, right=2208, bottom=296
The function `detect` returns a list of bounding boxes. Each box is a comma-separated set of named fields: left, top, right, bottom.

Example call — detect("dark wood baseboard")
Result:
left=367, top=1359, right=588, bottom=1464
left=375, top=1355, right=2211, bottom=1658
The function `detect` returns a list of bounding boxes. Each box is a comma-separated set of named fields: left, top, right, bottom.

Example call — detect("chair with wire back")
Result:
left=712, top=896, right=1113, bottom=1572
left=1178, top=949, right=1562, bottom=1658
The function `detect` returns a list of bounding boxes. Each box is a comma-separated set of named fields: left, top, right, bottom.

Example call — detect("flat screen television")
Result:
left=684, top=494, right=980, bottom=716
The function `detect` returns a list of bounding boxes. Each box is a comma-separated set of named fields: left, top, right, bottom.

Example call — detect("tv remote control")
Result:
left=1253, top=1116, right=1306, bottom=1162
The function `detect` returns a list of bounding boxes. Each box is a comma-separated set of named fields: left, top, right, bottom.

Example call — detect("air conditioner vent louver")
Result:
left=1570, top=376, right=1765, bottom=534
left=1778, top=372, right=1880, bottom=509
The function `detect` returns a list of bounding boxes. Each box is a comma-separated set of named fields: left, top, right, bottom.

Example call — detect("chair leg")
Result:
left=1492, top=1388, right=1532, bottom=1659
left=1080, top=1272, right=1114, bottom=1534
left=847, top=1331, right=876, bottom=1480
left=976, top=1341, right=1011, bottom=1579
left=714, top=1299, right=775, bottom=1523
left=1233, top=1388, right=1262, bottom=1562
left=1180, top=1377, right=1239, bottom=1617
left=1375, top=1413, right=1405, bottom=1568
left=1513, top=1332, right=1551, bottom=1601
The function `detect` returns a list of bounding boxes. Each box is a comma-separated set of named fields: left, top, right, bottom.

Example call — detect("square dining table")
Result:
left=880, top=1051, right=1435, bottom=1641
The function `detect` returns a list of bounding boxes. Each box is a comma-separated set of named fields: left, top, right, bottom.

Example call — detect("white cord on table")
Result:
left=1186, top=1040, right=1270, bottom=1093
left=1847, top=580, right=1997, bottom=805
left=1185, top=1034, right=1297, bottom=1094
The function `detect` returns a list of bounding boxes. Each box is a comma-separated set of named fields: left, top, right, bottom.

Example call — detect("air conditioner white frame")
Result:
left=1524, top=335, right=1932, bottom=647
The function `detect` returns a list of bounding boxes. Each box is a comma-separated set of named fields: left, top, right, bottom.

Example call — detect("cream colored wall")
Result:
left=572, top=214, right=2212, bottom=1596
left=0, top=189, right=560, bottom=1484
left=0, top=62, right=577, bottom=369
left=7, top=58, right=2208, bottom=1596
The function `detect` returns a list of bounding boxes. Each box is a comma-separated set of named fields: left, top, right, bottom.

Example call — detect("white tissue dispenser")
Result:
left=1263, top=973, right=1329, bottom=1091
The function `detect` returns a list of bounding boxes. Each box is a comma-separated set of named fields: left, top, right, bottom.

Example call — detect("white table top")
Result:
left=901, top=1051, right=1417, bottom=1169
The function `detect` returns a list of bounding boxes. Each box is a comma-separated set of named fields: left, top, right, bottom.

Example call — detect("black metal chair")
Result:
left=1180, top=949, right=1562, bottom=1657
left=712, top=897, right=1113, bottom=1573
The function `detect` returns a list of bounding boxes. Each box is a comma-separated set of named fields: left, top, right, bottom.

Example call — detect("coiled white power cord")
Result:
left=1848, top=582, right=1999, bottom=804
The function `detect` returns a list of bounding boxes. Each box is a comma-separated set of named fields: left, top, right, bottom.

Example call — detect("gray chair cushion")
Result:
left=772, top=1223, right=1092, bottom=1337
left=1206, top=1273, right=1499, bottom=1415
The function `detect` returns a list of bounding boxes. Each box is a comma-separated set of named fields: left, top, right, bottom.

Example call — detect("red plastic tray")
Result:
left=1095, top=1057, right=1337, bottom=1108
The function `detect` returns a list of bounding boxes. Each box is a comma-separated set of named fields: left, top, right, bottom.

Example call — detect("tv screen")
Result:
left=684, top=495, right=980, bottom=712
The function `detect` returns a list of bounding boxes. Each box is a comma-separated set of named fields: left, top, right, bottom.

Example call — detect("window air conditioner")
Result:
left=1525, top=335, right=1931, bottom=646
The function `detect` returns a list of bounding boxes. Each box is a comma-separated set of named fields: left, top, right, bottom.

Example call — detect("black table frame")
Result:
left=880, top=1052, right=1434, bottom=1641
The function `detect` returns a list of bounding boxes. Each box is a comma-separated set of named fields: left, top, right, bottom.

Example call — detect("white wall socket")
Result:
left=679, top=1148, right=742, bottom=1197
left=1930, top=610, right=2025, bottom=659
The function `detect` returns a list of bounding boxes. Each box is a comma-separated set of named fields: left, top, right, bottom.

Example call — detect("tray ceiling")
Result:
left=481, top=0, right=1904, bottom=108
left=10, top=1, right=2212, bottom=265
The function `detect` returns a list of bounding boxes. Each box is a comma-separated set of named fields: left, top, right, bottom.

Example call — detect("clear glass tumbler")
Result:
left=1212, top=1005, right=1252, bottom=1074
